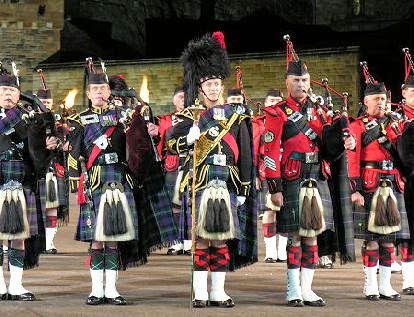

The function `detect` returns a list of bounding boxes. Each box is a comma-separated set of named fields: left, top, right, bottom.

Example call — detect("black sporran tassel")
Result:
left=374, top=196, right=387, bottom=226
left=14, top=199, right=25, bottom=234
left=310, top=196, right=323, bottom=230
left=205, top=198, right=216, bottom=233
left=115, top=199, right=127, bottom=235
left=0, top=200, right=10, bottom=233
left=213, top=198, right=221, bottom=232
left=103, top=200, right=114, bottom=236
left=386, top=196, right=400, bottom=226
left=300, top=196, right=312, bottom=230
left=47, top=178, right=56, bottom=203
left=218, top=198, right=230, bottom=232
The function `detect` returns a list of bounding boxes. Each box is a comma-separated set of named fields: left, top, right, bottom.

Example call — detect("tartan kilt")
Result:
left=164, top=169, right=178, bottom=202
left=354, top=181, right=410, bottom=242
left=276, top=168, right=334, bottom=234
left=75, top=164, right=138, bottom=242
left=179, top=165, right=241, bottom=241
left=0, top=161, right=39, bottom=236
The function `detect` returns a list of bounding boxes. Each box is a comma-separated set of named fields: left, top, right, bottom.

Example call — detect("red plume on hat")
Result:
left=212, top=31, right=226, bottom=49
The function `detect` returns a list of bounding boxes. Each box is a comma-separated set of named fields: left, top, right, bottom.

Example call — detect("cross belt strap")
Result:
left=281, top=104, right=322, bottom=148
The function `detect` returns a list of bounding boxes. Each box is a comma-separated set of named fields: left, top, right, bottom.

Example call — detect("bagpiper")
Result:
left=255, top=88, right=289, bottom=263
left=263, top=36, right=356, bottom=307
left=156, top=85, right=192, bottom=255
left=0, top=61, right=57, bottom=301
left=35, top=70, right=70, bottom=254
left=349, top=62, right=410, bottom=301
left=67, top=60, right=176, bottom=305
left=166, top=32, right=257, bottom=308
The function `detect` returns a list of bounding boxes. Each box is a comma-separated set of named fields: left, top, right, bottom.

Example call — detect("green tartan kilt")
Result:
left=353, top=178, right=410, bottom=242
left=75, top=165, right=138, bottom=242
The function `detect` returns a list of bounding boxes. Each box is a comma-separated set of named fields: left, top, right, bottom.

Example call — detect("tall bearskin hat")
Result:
left=109, top=75, right=128, bottom=92
left=181, top=31, right=230, bottom=107
left=0, top=61, right=20, bottom=89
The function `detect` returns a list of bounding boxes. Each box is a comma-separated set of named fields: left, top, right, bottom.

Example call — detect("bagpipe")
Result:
left=234, top=65, right=262, bottom=114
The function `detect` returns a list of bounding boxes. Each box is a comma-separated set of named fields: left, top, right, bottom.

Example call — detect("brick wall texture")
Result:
left=34, top=47, right=360, bottom=116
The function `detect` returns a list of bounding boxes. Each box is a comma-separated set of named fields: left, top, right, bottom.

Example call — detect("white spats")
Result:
left=363, top=266, right=379, bottom=296
left=0, top=264, right=6, bottom=295
left=301, top=268, right=323, bottom=302
left=89, top=269, right=104, bottom=298
left=45, top=227, right=57, bottom=251
left=8, top=264, right=30, bottom=296
left=286, top=268, right=302, bottom=301
left=402, top=261, right=414, bottom=290
left=105, top=269, right=121, bottom=299
left=193, top=271, right=208, bottom=301
left=378, top=266, right=399, bottom=297
left=209, top=272, right=231, bottom=302
left=264, top=235, right=277, bottom=260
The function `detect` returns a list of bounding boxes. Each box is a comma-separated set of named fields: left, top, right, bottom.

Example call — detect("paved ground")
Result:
left=1, top=198, right=414, bottom=316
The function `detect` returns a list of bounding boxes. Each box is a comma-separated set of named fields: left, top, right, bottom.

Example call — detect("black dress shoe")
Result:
left=303, top=299, right=326, bottom=307
left=365, top=295, right=380, bottom=301
left=264, top=258, right=278, bottom=263
left=0, top=293, right=8, bottom=300
left=86, top=296, right=105, bottom=305
left=287, top=299, right=304, bottom=307
left=183, top=250, right=191, bottom=256
left=106, top=296, right=126, bottom=305
left=166, top=248, right=183, bottom=255
left=380, top=293, right=401, bottom=301
left=276, top=259, right=287, bottom=263
left=192, top=299, right=207, bottom=308
left=8, top=292, right=35, bottom=301
left=44, top=248, right=58, bottom=255
left=403, top=287, right=414, bottom=295
left=209, top=298, right=235, bottom=308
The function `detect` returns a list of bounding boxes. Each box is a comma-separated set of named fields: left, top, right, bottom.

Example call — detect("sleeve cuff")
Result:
left=267, top=178, right=283, bottom=194
left=349, top=177, right=362, bottom=194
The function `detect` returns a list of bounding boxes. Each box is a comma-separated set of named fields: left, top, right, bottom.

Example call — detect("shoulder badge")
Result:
left=264, top=131, right=274, bottom=143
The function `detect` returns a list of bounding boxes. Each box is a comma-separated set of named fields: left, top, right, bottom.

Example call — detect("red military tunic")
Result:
left=157, top=112, right=180, bottom=172
left=402, top=104, right=414, bottom=120
left=347, top=114, right=405, bottom=193
left=252, top=115, right=266, bottom=180
left=263, top=96, right=331, bottom=193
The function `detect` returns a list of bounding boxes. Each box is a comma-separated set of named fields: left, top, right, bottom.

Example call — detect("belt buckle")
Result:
left=305, top=152, right=318, bottom=164
left=381, top=160, right=393, bottom=171
left=104, top=153, right=118, bottom=164
left=213, top=154, right=226, bottom=166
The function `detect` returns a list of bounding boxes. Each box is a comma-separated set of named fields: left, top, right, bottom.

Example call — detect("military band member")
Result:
left=167, top=32, right=257, bottom=308
left=157, top=85, right=192, bottom=255
left=36, top=87, right=70, bottom=254
left=256, top=89, right=288, bottom=263
left=349, top=81, right=410, bottom=301
left=0, top=64, right=56, bottom=301
left=263, top=57, right=356, bottom=307
left=398, top=73, right=414, bottom=293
